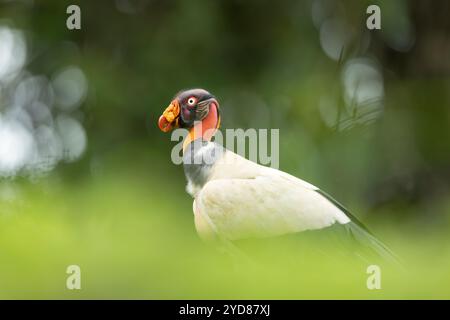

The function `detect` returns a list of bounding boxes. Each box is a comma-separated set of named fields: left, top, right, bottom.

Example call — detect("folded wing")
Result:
left=195, top=151, right=351, bottom=241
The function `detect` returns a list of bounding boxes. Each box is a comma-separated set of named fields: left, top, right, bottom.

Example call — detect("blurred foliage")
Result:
left=0, top=0, right=450, bottom=298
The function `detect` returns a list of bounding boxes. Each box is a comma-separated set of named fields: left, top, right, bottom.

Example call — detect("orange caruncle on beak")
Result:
left=158, top=100, right=180, bottom=132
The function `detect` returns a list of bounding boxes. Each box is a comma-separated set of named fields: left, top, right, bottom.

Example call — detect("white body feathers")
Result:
left=187, top=143, right=351, bottom=241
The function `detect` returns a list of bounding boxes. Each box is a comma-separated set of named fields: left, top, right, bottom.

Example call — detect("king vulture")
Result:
left=158, top=88, right=396, bottom=263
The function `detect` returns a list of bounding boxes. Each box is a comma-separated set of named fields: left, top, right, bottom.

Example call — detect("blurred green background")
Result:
left=1, top=0, right=450, bottom=299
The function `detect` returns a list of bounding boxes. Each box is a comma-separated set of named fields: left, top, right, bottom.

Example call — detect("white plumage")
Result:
left=192, top=146, right=350, bottom=241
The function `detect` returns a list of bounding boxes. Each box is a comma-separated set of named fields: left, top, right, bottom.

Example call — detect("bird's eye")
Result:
left=187, top=97, right=197, bottom=106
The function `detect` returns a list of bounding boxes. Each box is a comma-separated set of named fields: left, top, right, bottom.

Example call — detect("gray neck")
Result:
left=183, top=139, right=224, bottom=196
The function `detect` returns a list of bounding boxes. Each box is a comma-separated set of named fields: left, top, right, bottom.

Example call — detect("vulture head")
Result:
left=158, top=89, right=221, bottom=149
left=158, top=89, right=219, bottom=132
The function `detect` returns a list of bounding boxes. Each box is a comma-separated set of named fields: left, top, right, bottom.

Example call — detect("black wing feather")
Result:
left=316, top=189, right=400, bottom=264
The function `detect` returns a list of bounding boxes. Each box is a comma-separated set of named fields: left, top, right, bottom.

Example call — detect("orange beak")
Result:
left=158, top=100, right=180, bottom=132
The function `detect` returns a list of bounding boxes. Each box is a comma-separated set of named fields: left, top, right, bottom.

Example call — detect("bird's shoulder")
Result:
left=209, top=148, right=318, bottom=191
